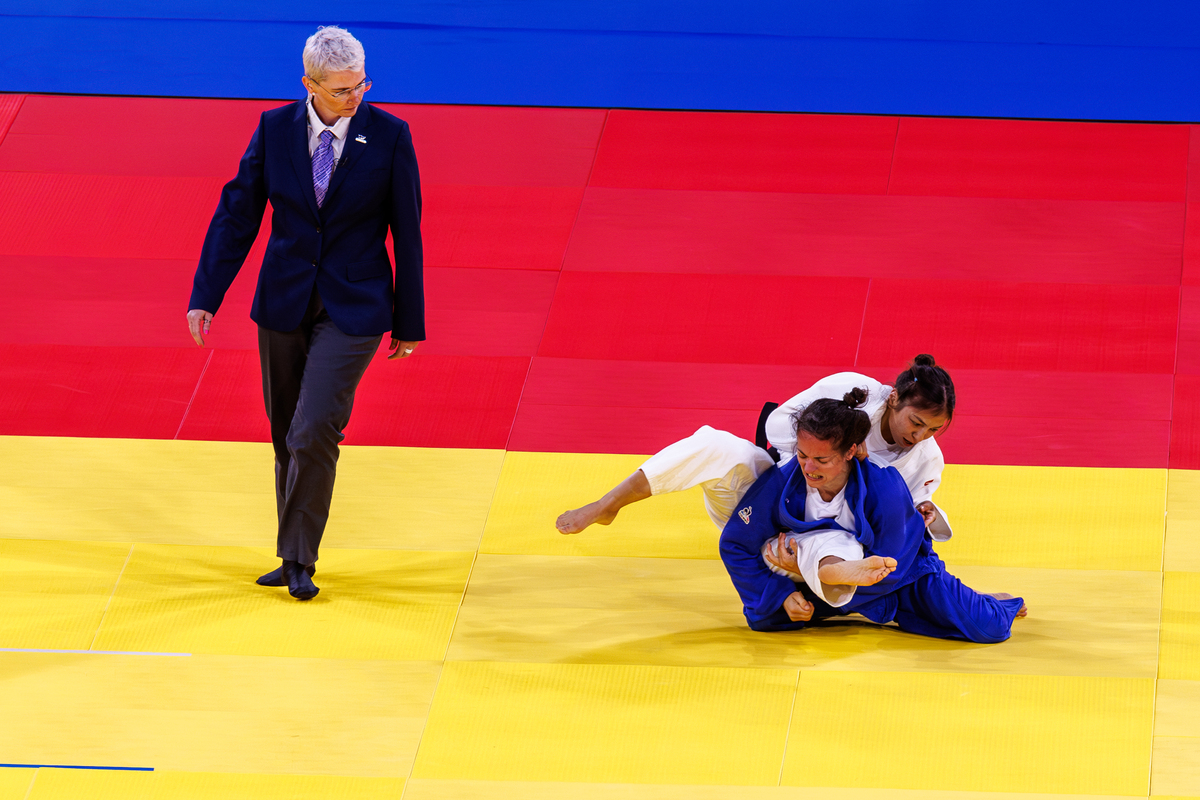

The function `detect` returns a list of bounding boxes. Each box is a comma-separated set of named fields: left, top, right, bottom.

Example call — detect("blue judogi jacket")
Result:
left=718, top=457, right=940, bottom=631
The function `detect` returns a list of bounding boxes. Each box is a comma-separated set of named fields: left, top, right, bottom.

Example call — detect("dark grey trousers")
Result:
left=258, top=290, right=382, bottom=565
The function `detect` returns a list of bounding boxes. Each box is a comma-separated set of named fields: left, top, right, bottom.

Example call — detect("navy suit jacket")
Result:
left=190, top=100, right=424, bottom=340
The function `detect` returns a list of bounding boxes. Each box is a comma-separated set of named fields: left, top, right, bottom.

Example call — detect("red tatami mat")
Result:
left=950, top=369, right=1174, bottom=422
left=0, top=253, right=260, bottom=349
left=1171, top=375, right=1200, bottom=470
left=1183, top=204, right=1200, bottom=287
left=0, top=172, right=222, bottom=260
left=588, top=110, right=896, bottom=194
left=346, top=354, right=529, bottom=449
left=512, top=405, right=1172, bottom=467
left=518, top=359, right=832, bottom=412
left=889, top=116, right=1189, bottom=202
left=0, top=97, right=1193, bottom=470
left=1179, top=286, right=1200, bottom=376
left=422, top=184, right=584, bottom=270
left=537, top=271, right=869, bottom=365
left=940, top=414, right=1170, bottom=469
left=177, top=349, right=529, bottom=449
left=858, top=279, right=1180, bottom=374
left=170, top=349, right=267, bottom=443
left=512, top=360, right=854, bottom=454
left=0, top=344, right=208, bottom=439
left=1188, top=126, right=1200, bottom=203
left=378, top=104, right=605, bottom=187
left=509, top=403, right=764, bottom=455
left=0, top=96, right=280, bottom=177
left=0, top=94, right=23, bottom=147
left=510, top=360, right=1174, bottom=464
left=562, top=187, right=1184, bottom=284
left=420, top=267, right=558, bottom=357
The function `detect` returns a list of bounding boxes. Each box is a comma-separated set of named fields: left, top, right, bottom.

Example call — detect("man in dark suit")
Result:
left=187, top=26, right=423, bottom=600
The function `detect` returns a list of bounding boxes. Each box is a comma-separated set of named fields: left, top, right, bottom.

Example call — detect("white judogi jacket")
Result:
left=764, top=372, right=953, bottom=541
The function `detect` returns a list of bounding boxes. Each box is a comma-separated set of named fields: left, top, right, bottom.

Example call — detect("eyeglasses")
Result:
left=310, top=74, right=372, bottom=99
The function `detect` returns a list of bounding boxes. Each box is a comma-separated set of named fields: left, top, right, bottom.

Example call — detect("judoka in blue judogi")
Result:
left=556, top=388, right=1026, bottom=644
left=721, top=454, right=1025, bottom=640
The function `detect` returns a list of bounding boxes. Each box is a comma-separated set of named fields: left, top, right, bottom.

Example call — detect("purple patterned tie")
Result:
left=312, top=129, right=335, bottom=207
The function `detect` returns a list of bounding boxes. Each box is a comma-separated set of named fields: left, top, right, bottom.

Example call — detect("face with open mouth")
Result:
left=794, top=430, right=856, bottom=500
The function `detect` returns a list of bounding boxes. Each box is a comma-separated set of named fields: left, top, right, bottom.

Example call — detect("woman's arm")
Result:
left=765, top=373, right=882, bottom=458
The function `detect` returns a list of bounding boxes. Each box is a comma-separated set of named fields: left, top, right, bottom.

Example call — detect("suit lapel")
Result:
left=321, top=103, right=373, bottom=210
left=289, top=100, right=321, bottom=220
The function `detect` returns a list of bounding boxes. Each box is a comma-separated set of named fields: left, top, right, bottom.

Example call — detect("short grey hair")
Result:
left=303, top=26, right=365, bottom=81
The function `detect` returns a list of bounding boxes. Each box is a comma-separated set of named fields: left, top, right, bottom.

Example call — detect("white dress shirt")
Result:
left=305, top=96, right=351, bottom=163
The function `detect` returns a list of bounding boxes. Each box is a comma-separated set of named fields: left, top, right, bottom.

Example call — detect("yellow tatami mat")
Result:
left=0, top=652, right=439, bottom=776
left=92, top=544, right=474, bottom=660
left=1, top=437, right=1195, bottom=798
left=934, top=464, right=1166, bottom=571
left=784, top=671, right=1153, bottom=795
left=1158, top=571, right=1200, bottom=681
left=412, top=660, right=798, bottom=784
left=448, top=556, right=1160, bottom=677
left=25, top=770, right=405, bottom=800
left=0, top=771, right=34, bottom=800
left=0, top=436, right=505, bottom=551
left=1153, top=680, right=1200, bottom=796
left=1165, top=469, right=1200, bottom=572
left=403, top=783, right=1132, bottom=800
left=481, top=451, right=720, bottom=559
left=0, top=538, right=131, bottom=650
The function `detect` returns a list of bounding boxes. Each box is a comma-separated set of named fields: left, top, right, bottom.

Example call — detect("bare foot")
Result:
left=556, top=470, right=652, bottom=535
left=556, top=501, right=618, bottom=534
left=817, top=555, right=897, bottom=586
left=988, top=592, right=1028, bottom=618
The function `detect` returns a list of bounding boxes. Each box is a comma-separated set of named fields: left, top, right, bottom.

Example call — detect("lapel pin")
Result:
left=355, top=134, right=367, bottom=143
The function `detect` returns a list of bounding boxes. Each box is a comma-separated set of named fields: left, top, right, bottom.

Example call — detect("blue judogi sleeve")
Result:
left=719, top=456, right=1024, bottom=642
left=837, top=461, right=1025, bottom=643
left=720, top=457, right=937, bottom=632
left=720, top=459, right=860, bottom=631
left=718, top=463, right=805, bottom=631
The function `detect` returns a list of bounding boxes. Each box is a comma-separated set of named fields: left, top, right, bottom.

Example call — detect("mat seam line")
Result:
left=174, top=349, right=213, bottom=439
left=776, top=668, right=802, bottom=785
left=89, top=543, right=134, bottom=651
left=502, top=107, right=610, bottom=454
left=406, top=113, right=617, bottom=795
left=1149, top=466, right=1168, bottom=796
left=853, top=278, right=871, bottom=368
left=400, top=566, right=471, bottom=799
left=0, top=94, right=25, bottom=149
left=20, top=769, right=36, bottom=800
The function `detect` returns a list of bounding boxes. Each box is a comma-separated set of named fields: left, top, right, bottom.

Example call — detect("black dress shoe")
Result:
left=256, top=563, right=316, bottom=587
left=282, top=560, right=319, bottom=600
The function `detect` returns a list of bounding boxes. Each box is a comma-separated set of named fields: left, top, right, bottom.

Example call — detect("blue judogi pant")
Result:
left=863, top=564, right=1024, bottom=644
left=752, top=563, right=1023, bottom=644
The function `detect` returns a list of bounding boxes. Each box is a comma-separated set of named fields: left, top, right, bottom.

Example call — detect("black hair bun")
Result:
left=912, top=353, right=936, bottom=367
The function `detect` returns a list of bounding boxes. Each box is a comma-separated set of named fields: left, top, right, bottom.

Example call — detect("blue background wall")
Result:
left=3, top=1, right=1199, bottom=120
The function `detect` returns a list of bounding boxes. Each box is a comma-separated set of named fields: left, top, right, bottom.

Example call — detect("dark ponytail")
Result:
left=893, top=354, right=955, bottom=421
left=792, top=388, right=872, bottom=455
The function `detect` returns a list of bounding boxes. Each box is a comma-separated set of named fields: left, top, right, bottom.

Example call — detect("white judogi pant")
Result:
left=640, top=426, right=864, bottom=606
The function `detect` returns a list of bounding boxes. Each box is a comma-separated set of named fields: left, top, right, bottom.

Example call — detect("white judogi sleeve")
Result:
left=765, top=373, right=885, bottom=461
left=763, top=529, right=864, bottom=607
left=902, top=440, right=952, bottom=541
left=767, top=371, right=953, bottom=541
